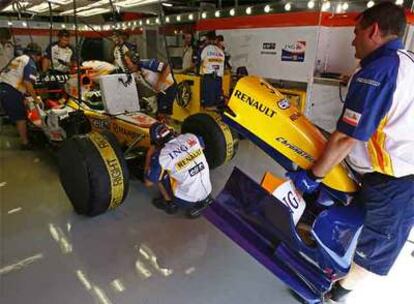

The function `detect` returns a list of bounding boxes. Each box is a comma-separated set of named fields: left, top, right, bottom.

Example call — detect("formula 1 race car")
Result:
left=27, top=63, right=238, bottom=217
left=204, top=76, right=364, bottom=303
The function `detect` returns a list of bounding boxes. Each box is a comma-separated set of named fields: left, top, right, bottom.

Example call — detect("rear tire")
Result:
left=181, top=112, right=238, bottom=169
left=58, top=130, right=129, bottom=216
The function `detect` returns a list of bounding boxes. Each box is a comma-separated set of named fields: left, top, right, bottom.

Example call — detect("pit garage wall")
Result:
left=198, top=12, right=322, bottom=84
left=217, top=26, right=319, bottom=83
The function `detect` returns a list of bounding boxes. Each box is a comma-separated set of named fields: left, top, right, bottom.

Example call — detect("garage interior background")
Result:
left=1, top=0, right=413, bottom=134
left=1, top=2, right=414, bottom=304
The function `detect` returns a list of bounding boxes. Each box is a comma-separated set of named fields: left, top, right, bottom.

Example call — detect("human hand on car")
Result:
left=285, top=169, right=322, bottom=194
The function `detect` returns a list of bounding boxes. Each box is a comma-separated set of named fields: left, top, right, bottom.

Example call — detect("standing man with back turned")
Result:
left=286, top=2, right=414, bottom=303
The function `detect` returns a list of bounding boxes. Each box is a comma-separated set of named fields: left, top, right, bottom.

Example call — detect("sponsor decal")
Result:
left=276, top=137, right=315, bottom=162
left=207, top=51, right=224, bottom=57
left=90, top=118, right=110, bottom=130
left=261, top=42, right=277, bottom=55
left=281, top=41, right=306, bottom=62
left=342, top=108, right=361, bottom=127
left=356, top=77, right=381, bottom=87
left=175, top=149, right=203, bottom=171
left=168, top=144, right=189, bottom=160
left=187, top=138, right=197, bottom=147
left=112, top=124, right=138, bottom=139
left=233, top=90, right=277, bottom=118
left=277, top=99, right=291, bottom=110
left=289, top=112, right=302, bottom=121
left=189, top=162, right=205, bottom=177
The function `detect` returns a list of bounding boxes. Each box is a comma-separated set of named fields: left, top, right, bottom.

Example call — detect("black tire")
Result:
left=181, top=113, right=238, bottom=169
left=58, top=130, right=129, bottom=217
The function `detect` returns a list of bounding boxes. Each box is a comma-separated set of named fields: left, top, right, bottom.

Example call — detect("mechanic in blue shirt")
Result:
left=42, top=30, right=76, bottom=74
left=126, top=54, right=177, bottom=120
left=0, top=43, right=43, bottom=149
left=287, top=3, right=414, bottom=303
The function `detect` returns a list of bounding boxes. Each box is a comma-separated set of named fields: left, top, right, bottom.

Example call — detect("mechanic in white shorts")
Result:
left=144, top=122, right=213, bottom=218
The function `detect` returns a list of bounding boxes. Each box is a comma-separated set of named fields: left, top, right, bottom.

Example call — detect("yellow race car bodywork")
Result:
left=66, top=100, right=155, bottom=149
left=171, top=72, right=231, bottom=122
left=224, top=76, right=357, bottom=193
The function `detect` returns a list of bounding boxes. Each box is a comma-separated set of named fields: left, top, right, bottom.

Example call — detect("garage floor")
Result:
left=1, top=124, right=413, bottom=304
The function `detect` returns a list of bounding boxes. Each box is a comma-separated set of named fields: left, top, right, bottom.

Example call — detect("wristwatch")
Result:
left=307, top=169, right=324, bottom=183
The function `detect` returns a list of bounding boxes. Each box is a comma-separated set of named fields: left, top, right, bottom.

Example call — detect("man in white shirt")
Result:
left=181, top=33, right=195, bottom=73
left=112, top=30, right=137, bottom=72
left=196, top=31, right=225, bottom=108
left=0, top=43, right=43, bottom=149
left=42, top=30, right=76, bottom=73
left=144, top=122, right=212, bottom=218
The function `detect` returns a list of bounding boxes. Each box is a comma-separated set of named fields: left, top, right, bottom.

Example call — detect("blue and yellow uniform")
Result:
left=0, top=54, right=37, bottom=121
left=337, top=39, right=414, bottom=275
left=135, top=58, right=177, bottom=115
left=196, top=44, right=225, bottom=107
left=145, top=133, right=212, bottom=208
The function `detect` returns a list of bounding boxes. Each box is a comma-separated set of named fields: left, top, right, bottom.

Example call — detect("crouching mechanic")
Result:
left=127, top=55, right=177, bottom=120
left=144, top=122, right=213, bottom=218
left=0, top=43, right=43, bottom=149
left=286, top=3, right=414, bottom=303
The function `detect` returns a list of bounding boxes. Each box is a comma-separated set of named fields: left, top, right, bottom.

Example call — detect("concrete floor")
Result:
left=1, top=125, right=413, bottom=304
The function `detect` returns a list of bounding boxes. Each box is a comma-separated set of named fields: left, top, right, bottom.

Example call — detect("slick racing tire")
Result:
left=58, top=130, right=129, bottom=217
left=181, top=113, right=238, bottom=169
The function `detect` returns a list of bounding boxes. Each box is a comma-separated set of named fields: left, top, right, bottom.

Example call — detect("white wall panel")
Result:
left=218, top=26, right=319, bottom=83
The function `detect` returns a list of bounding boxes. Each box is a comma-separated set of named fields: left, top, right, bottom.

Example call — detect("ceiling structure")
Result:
left=0, top=0, right=271, bottom=18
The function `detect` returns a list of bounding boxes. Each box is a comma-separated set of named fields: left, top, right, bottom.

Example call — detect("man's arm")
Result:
left=42, top=57, right=51, bottom=72
left=311, top=130, right=357, bottom=178
left=23, top=80, right=41, bottom=103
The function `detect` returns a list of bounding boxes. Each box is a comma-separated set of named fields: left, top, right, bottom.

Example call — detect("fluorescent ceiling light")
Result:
left=284, top=3, right=292, bottom=11
left=60, top=0, right=108, bottom=15
left=162, top=2, right=173, bottom=7
left=77, top=8, right=110, bottom=17
left=27, top=3, right=58, bottom=13
left=47, top=0, right=72, bottom=4
left=2, top=1, right=30, bottom=12
left=116, top=0, right=159, bottom=8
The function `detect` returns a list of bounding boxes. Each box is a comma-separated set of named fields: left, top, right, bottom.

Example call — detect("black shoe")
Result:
left=185, top=202, right=210, bottom=219
left=151, top=197, right=167, bottom=210
left=164, top=202, right=178, bottom=214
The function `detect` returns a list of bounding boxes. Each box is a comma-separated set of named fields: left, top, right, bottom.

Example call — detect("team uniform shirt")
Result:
left=337, top=39, right=414, bottom=177
left=0, top=41, right=14, bottom=71
left=182, top=46, right=194, bottom=71
left=113, top=42, right=137, bottom=72
left=45, top=42, right=75, bottom=73
left=134, top=58, right=174, bottom=93
left=148, top=133, right=212, bottom=203
left=198, top=44, right=225, bottom=77
left=0, top=54, right=37, bottom=94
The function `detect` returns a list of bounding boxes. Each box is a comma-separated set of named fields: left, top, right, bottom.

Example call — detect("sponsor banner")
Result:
left=217, top=27, right=317, bottom=82
left=260, top=42, right=277, bottom=55
left=281, top=41, right=306, bottom=62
